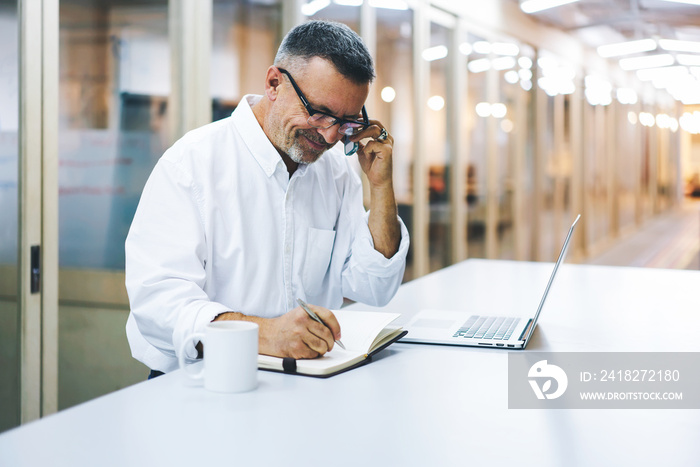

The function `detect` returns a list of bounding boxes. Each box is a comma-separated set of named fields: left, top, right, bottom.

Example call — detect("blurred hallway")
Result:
left=585, top=199, right=700, bottom=271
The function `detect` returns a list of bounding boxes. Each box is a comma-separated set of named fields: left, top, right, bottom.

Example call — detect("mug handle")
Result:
left=178, top=332, right=205, bottom=381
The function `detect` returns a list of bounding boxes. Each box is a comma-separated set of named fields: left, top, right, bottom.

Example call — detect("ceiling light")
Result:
left=500, top=119, right=514, bottom=133
left=542, top=64, right=575, bottom=81
left=560, top=82, right=575, bottom=94
left=422, top=45, right=448, bottom=62
left=584, top=75, right=612, bottom=106
left=519, top=68, right=533, bottom=80
left=468, top=58, right=491, bottom=73
left=680, top=112, right=700, bottom=134
left=537, top=56, right=559, bottom=71
left=492, top=43, right=520, bottom=56
left=333, top=0, right=363, bottom=5
left=617, top=88, right=638, bottom=105
left=597, top=39, right=657, bottom=58
left=539, top=78, right=558, bottom=97
left=658, top=0, right=700, bottom=5
left=636, top=65, right=688, bottom=82
left=656, top=114, right=673, bottom=129
left=681, top=95, right=700, bottom=105
left=381, top=86, right=396, bottom=103
left=427, top=95, right=445, bottom=111
left=637, top=65, right=688, bottom=80
left=518, top=57, right=533, bottom=69
left=368, top=0, right=409, bottom=10
left=670, top=119, right=679, bottom=133
left=677, top=54, right=700, bottom=66
left=666, top=77, right=700, bottom=104
left=459, top=43, right=473, bottom=56
left=491, top=103, right=507, bottom=118
left=473, top=41, right=492, bottom=55
left=505, top=70, right=520, bottom=84
left=301, top=0, right=330, bottom=16
left=492, top=57, right=517, bottom=71
left=658, top=39, right=700, bottom=53
left=619, top=54, right=674, bottom=71
left=639, top=112, right=655, bottom=127
left=475, top=102, right=491, bottom=118
left=635, top=67, right=700, bottom=105
left=520, top=0, right=579, bottom=14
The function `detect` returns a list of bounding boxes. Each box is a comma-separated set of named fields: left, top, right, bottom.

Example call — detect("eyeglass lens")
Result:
left=307, top=114, right=365, bottom=135
left=338, top=122, right=364, bottom=135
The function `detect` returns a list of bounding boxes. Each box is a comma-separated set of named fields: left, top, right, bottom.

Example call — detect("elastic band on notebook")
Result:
left=282, top=358, right=297, bottom=373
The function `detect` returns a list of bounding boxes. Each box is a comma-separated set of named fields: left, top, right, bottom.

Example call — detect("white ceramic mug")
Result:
left=178, top=321, right=259, bottom=393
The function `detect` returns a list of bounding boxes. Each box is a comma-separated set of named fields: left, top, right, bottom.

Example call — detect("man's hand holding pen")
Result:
left=214, top=302, right=342, bottom=359
left=265, top=303, right=342, bottom=359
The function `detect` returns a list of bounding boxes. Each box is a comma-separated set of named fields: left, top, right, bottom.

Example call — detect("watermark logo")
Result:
left=510, top=353, right=700, bottom=409
left=528, top=360, right=568, bottom=400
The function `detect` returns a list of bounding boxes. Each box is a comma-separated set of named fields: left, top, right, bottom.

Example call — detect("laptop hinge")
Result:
left=518, top=319, right=534, bottom=341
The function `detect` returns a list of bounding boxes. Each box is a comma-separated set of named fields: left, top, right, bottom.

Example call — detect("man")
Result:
left=125, top=20, right=409, bottom=375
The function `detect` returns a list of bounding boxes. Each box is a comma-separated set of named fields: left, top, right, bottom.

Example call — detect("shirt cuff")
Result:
left=350, top=211, right=410, bottom=277
left=176, top=301, right=232, bottom=361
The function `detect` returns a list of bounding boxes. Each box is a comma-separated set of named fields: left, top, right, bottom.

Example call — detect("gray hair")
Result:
left=274, top=20, right=375, bottom=84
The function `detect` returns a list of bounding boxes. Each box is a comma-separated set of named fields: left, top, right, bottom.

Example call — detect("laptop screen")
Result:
left=522, top=214, right=581, bottom=345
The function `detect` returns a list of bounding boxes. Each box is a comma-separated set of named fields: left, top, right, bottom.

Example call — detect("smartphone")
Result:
left=343, top=135, right=358, bottom=156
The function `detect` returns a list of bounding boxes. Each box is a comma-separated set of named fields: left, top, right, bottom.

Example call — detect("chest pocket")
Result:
left=302, top=227, right=336, bottom=296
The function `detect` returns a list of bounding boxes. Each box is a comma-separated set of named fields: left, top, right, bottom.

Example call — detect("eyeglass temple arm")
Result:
left=278, top=67, right=314, bottom=112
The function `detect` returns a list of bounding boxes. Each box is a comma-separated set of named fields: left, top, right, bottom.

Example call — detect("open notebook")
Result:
left=258, top=310, right=406, bottom=377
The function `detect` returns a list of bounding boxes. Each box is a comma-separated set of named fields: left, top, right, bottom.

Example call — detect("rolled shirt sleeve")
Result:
left=341, top=210, right=409, bottom=307
left=125, top=156, right=230, bottom=371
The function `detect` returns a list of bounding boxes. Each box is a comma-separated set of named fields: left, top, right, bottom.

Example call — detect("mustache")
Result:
left=296, top=129, right=333, bottom=149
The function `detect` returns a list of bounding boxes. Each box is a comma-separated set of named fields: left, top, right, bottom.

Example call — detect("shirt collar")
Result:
left=232, top=95, right=288, bottom=178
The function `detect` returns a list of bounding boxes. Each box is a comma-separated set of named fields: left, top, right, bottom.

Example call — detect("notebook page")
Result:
left=331, top=310, right=400, bottom=353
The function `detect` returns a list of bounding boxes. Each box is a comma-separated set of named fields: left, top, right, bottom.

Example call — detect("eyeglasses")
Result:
left=277, top=67, right=369, bottom=136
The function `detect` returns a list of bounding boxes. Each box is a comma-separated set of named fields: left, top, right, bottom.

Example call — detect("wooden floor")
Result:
left=584, top=198, right=700, bottom=271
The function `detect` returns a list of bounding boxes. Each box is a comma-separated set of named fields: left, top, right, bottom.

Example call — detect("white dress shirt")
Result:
left=125, top=95, right=409, bottom=372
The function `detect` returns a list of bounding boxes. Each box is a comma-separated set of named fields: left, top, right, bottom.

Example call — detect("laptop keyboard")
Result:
left=453, top=315, right=521, bottom=340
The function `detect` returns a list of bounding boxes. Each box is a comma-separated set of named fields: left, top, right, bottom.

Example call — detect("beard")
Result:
left=285, top=129, right=332, bottom=165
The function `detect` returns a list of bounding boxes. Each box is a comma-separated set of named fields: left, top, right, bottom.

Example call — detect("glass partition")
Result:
left=58, top=0, right=170, bottom=409
left=656, top=102, right=677, bottom=211
left=558, top=91, right=574, bottom=240
left=0, top=0, right=20, bottom=433
left=541, top=84, right=557, bottom=257
left=493, top=39, right=528, bottom=260
left=515, top=45, right=536, bottom=260
left=582, top=75, right=612, bottom=250
left=617, top=96, right=638, bottom=231
left=211, top=0, right=281, bottom=122
left=667, top=110, right=681, bottom=209
left=536, top=53, right=558, bottom=260
left=374, top=4, right=414, bottom=280
left=639, top=102, right=654, bottom=220
left=426, top=21, right=450, bottom=272
left=465, top=32, right=488, bottom=259
left=59, top=1, right=170, bottom=270
left=582, top=96, right=597, bottom=248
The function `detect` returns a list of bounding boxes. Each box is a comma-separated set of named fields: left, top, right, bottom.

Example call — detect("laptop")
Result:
left=401, top=214, right=581, bottom=350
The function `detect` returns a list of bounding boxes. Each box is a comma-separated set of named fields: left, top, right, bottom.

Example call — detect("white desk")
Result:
left=2, top=260, right=699, bottom=466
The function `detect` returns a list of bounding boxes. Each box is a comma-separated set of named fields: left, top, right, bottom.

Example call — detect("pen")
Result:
left=296, top=298, right=346, bottom=350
